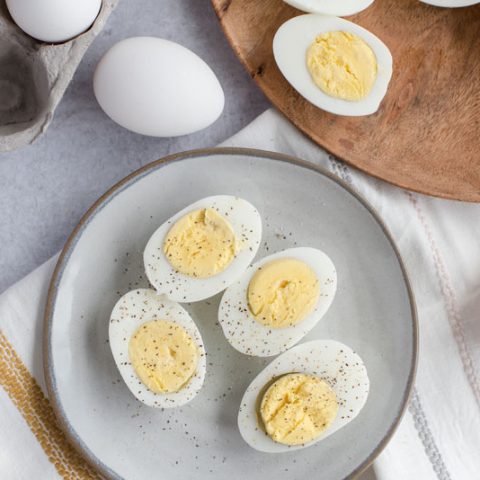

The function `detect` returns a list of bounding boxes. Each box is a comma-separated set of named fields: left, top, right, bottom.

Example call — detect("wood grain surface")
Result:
left=211, top=0, right=480, bottom=202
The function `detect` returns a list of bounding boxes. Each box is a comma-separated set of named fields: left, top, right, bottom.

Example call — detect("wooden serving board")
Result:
left=211, top=0, right=480, bottom=202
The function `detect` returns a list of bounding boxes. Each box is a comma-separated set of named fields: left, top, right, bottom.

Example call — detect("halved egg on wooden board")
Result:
left=419, top=0, right=480, bottom=6
left=273, top=14, right=393, bottom=116
left=283, top=0, right=375, bottom=16
left=238, top=340, right=370, bottom=452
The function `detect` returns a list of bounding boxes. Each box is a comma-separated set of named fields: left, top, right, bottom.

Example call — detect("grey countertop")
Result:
left=0, top=0, right=269, bottom=293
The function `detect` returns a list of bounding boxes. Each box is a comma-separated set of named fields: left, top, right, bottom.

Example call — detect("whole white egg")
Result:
left=6, top=0, right=101, bottom=43
left=218, top=247, right=337, bottom=357
left=273, top=14, right=393, bottom=116
left=144, top=195, right=262, bottom=303
left=109, top=289, right=206, bottom=408
left=93, top=37, right=225, bottom=137
left=283, top=0, right=375, bottom=16
left=238, top=340, right=370, bottom=452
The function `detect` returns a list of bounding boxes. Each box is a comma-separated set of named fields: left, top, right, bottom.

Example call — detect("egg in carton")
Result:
left=0, top=0, right=119, bottom=153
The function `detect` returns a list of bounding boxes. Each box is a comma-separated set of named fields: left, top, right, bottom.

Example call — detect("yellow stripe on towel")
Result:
left=0, top=331, right=102, bottom=479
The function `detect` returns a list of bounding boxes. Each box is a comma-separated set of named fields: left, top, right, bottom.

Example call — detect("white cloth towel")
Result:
left=1, top=109, right=479, bottom=480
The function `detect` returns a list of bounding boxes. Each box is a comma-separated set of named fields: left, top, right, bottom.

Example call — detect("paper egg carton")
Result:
left=0, top=0, right=118, bottom=153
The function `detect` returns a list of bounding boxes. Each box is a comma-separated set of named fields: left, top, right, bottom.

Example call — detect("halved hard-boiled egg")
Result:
left=238, top=340, right=369, bottom=452
left=218, top=247, right=336, bottom=357
left=144, top=196, right=262, bottom=302
left=420, top=0, right=479, bottom=6
left=283, top=0, right=375, bottom=16
left=109, top=289, right=206, bottom=408
left=273, top=14, right=393, bottom=116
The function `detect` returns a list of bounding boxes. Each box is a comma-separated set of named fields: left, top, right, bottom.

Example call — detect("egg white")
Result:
left=144, top=195, right=262, bottom=302
left=238, top=340, right=370, bottom=453
left=273, top=14, right=393, bottom=116
left=218, top=247, right=336, bottom=357
left=283, top=0, right=375, bottom=16
left=419, top=0, right=479, bottom=6
left=109, top=289, right=206, bottom=408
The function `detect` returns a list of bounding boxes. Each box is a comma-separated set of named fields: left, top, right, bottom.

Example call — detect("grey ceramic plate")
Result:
left=44, top=148, right=417, bottom=480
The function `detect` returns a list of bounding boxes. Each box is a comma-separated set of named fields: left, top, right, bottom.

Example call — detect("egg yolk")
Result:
left=128, top=319, right=198, bottom=393
left=260, top=373, right=338, bottom=445
left=163, top=208, right=238, bottom=278
left=247, top=258, right=319, bottom=328
left=306, top=31, right=377, bottom=101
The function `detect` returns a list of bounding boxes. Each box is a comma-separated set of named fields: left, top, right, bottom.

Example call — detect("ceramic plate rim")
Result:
left=43, top=147, right=418, bottom=480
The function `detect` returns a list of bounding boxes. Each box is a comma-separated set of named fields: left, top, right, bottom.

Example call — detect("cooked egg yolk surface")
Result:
left=306, top=31, right=377, bottom=101
left=163, top=208, right=238, bottom=278
left=260, top=373, right=338, bottom=445
left=128, top=319, right=198, bottom=393
left=247, top=258, right=320, bottom=328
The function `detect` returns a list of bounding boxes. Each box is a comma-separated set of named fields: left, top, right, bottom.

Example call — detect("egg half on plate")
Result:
left=273, top=14, right=393, bottom=116
left=109, top=289, right=206, bottom=408
left=144, top=195, right=262, bottom=302
left=283, top=0, right=375, bottom=16
left=238, top=340, right=370, bottom=452
left=218, top=247, right=337, bottom=357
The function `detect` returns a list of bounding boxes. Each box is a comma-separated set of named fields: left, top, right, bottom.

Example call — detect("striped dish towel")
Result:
left=1, top=108, right=479, bottom=479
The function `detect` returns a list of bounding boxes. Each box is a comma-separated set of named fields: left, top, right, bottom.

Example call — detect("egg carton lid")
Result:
left=0, top=0, right=119, bottom=153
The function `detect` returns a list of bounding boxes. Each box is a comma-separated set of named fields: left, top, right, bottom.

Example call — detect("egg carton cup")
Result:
left=0, top=0, right=119, bottom=153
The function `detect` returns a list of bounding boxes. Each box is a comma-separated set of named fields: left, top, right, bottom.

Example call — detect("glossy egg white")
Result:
left=6, top=0, right=101, bottom=43
left=218, top=247, right=336, bottom=357
left=420, top=0, right=479, bottom=6
left=273, top=14, right=393, bottom=116
left=144, top=195, right=262, bottom=303
left=283, top=0, right=375, bottom=16
left=109, top=289, right=206, bottom=408
left=238, top=340, right=370, bottom=452
left=93, top=37, right=224, bottom=137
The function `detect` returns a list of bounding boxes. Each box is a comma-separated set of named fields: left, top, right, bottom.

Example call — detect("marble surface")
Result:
left=0, top=0, right=269, bottom=293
